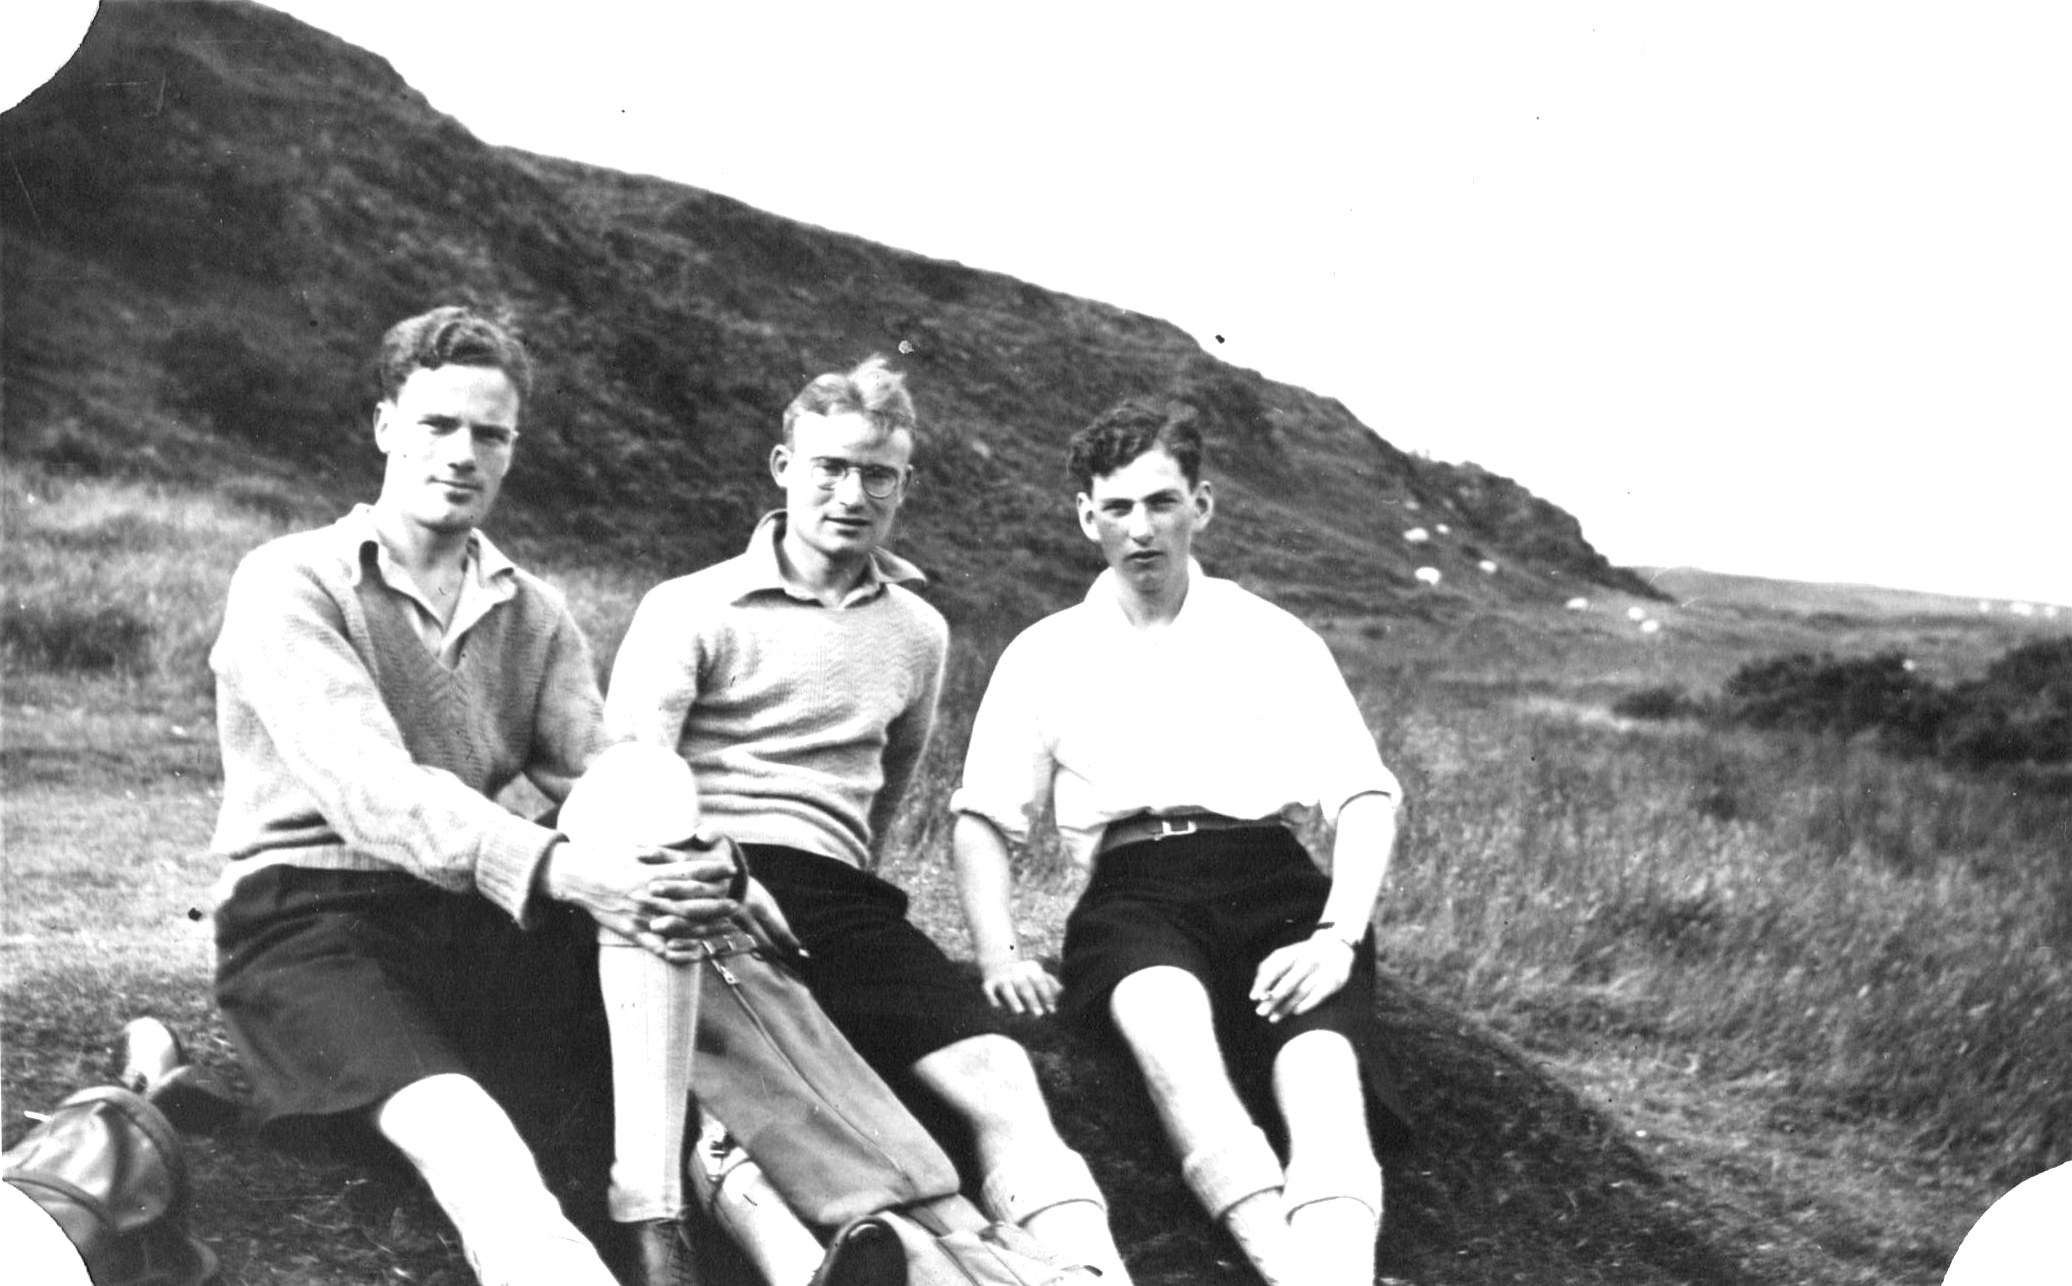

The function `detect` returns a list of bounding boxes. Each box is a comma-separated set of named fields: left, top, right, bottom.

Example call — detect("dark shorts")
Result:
left=743, top=845, right=1008, bottom=1073
left=213, top=864, right=612, bottom=1169
left=1062, top=827, right=1413, bottom=1154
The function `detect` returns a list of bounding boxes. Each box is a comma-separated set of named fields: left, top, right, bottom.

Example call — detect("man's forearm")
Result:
left=1317, top=792, right=1399, bottom=940
left=951, top=812, right=1023, bottom=966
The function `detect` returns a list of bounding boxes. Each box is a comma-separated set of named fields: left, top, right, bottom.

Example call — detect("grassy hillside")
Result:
left=6, top=468, right=2067, bottom=1284
left=0, top=0, right=1651, bottom=631
left=6, top=5, right=2068, bottom=1285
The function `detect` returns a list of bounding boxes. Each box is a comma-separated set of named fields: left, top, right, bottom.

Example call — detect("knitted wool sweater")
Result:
left=208, top=510, right=609, bottom=921
left=604, top=513, right=947, bottom=871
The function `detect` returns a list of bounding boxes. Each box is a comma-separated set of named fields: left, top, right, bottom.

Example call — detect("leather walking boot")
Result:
left=114, top=1017, right=241, bottom=1135
left=628, top=1217, right=700, bottom=1286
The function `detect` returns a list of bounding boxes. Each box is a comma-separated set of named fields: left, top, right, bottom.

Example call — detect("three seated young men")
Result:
left=210, top=309, right=1408, bottom=1286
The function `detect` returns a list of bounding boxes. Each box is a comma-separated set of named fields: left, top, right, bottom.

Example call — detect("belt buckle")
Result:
left=1152, top=816, right=1198, bottom=840
left=687, top=931, right=757, bottom=961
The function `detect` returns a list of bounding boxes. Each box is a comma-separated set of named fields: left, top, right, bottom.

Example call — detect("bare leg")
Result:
left=911, top=1034, right=1133, bottom=1283
left=1108, top=967, right=1301, bottom=1286
left=1274, top=1030, right=1382, bottom=1286
left=689, top=1110, right=824, bottom=1286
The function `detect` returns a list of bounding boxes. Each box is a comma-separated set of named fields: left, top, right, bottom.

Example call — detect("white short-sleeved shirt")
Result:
left=951, top=568, right=1399, bottom=867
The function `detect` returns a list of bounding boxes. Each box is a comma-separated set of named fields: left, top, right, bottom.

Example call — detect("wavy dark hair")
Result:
left=1066, top=398, right=1203, bottom=492
left=375, top=306, right=534, bottom=403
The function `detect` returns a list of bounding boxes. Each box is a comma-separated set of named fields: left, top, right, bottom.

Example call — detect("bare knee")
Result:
left=912, top=1034, right=1052, bottom=1143
left=1108, top=967, right=1257, bottom=1153
left=1109, top=965, right=1212, bottom=1031
left=1274, top=1030, right=1374, bottom=1160
left=1273, top=1028, right=1360, bottom=1088
left=1108, top=966, right=1222, bottom=1079
left=376, top=1073, right=513, bottom=1156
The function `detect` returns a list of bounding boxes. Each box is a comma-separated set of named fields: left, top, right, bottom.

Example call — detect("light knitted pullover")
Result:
left=604, top=513, right=947, bottom=870
left=208, top=509, right=609, bottom=922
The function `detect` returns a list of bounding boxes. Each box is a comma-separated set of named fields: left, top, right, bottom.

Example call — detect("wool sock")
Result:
left=1284, top=1152, right=1383, bottom=1286
left=597, top=936, right=700, bottom=1223
left=980, top=1144, right=1131, bottom=1282
left=1180, top=1127, right=1300, bottom=1286
left=376, top=1073, right=618, bottom=1286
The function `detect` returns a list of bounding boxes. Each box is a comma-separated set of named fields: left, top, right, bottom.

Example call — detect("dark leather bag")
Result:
left=811, top=1198, right=1083, bottom=1286
left=1, top=1085, right=217, bottom=1286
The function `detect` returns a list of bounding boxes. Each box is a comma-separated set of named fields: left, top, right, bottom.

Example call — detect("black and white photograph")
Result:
left=4, top=3, right=2066, bottom=1284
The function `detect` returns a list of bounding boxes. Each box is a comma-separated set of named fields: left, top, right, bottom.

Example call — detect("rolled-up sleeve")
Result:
left=1299, top=630, right=1402, bottom=821
left=948, top=633, right=1055, bottom=843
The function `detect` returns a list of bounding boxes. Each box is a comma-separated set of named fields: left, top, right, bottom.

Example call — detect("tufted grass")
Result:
left=5, top=472, right=2065, bottom=1283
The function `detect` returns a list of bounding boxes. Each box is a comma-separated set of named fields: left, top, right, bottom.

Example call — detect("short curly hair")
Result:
left=781, top=354, right=916, bottom=444
left=1065, top=398, right=1204, bottom=492
left=375, top=306, right=534, bottom=403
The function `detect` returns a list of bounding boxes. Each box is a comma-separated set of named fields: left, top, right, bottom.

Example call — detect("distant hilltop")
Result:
left=1639, top=568, right=2066, bottom=621
left=0, top=0, right=1658, bottom=627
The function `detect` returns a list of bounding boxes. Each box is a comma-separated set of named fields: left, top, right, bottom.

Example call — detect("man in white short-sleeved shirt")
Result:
left=951, top=399, right=1413, bottom=1286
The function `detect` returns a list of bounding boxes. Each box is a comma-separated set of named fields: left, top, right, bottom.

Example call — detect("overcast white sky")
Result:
left=10, top=3, right=2068, bottom=604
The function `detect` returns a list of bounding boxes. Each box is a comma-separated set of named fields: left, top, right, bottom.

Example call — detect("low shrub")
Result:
left=1717, top=649, right=1946, bottom=745
left=1714, top=642, right=2070, bottom=769
left=160, top=322, right=356, bottom=458
left=1938, top=637, right=2072, bottom=768
left=2, top=602, right=153, bottom=673
left=1611, top=684, right=1703, bottom=721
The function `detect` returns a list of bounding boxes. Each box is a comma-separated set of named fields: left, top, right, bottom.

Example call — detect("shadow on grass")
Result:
left=999, top=970, right=1754, bottom=1286
left=5, top=952, right=1755, bottom=1286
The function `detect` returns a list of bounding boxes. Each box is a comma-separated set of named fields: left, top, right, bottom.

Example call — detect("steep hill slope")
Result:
left=0, top=0, right=1653, bottom=627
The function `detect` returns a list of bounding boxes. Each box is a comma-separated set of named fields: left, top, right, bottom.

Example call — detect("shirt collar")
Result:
left=731, top=510, right=926, bottom=607
left=341, top=503, right=516, bottom=590
left=1086, top=558, right=1209, bottom=625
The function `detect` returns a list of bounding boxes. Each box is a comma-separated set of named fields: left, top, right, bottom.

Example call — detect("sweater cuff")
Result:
left=476, top=812, right=563, bottom=926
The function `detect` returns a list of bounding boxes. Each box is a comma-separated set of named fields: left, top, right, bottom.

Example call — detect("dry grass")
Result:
left=1349, top=675, right=2070, bottom=1187
left=6, top=474, right=2067, bottom=1284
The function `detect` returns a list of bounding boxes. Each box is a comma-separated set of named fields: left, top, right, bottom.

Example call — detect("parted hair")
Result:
left=782, top=355, right=916, bottom=443
left=376, top=306, right=535, bottom=402
left=1066, top=398, right=1205, bottom=492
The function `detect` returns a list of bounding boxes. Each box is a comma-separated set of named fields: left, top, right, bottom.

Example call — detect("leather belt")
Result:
left=1093, top=810, right=1275, bottom=857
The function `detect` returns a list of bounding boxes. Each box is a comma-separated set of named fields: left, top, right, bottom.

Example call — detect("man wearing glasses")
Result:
left=604, top=356, right=1132, bottom=1282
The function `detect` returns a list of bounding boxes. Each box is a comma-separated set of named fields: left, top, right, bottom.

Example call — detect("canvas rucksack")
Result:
left=688, top=938, right=1093, bottom=1284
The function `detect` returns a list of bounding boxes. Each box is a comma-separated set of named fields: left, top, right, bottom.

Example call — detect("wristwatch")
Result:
left=1312, top=920, right=1362, bottom=950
